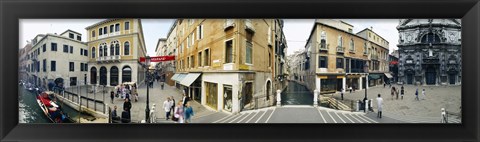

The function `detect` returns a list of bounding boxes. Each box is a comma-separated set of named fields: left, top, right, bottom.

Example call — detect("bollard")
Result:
left=276, top=90, right=281, bottom=107
left=313, top=90, right=319, bottom=107
left=441, top=108, right=447, bottom=123
left=356, top=100, right=360, bottom=112
left=364, top=100, right=369, bottom=113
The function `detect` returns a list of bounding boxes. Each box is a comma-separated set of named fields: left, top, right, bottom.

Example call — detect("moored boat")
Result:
left=36, top=91, right=75, bottom=123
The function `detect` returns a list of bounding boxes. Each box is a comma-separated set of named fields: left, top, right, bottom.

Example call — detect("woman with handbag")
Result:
left=173, top=101, right=184, bottom=123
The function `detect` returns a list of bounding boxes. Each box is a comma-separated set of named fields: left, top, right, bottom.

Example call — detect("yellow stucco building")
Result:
left=85, top=19, right=147, bottom=87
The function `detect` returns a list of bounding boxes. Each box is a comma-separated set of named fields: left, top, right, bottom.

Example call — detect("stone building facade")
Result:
left=397, top=19, right=461, bottom=85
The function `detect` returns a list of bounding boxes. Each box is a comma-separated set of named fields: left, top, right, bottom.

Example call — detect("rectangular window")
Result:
left=191, top=55, right=194, bottom=68
left=246, top=40, right=253, bottom=64
left=115, top=23, right=120, bottom=32
left=70, top=46, right=73, bottom=54
left=80, top=49, right=83, bottom=55
left=80, top=63, right=84, bottom=71
left=51, top=43, right=57, bottom=51
left=63, top=45, right=68, bottom=53
left=204, top=49, right=210, bottom=66
left=43, top=59, right=46, bottom=72
left=77, top=35, right=81, bottom=41
left=268, top=52, right=272, bottom=67
left=99, top=28, right=103, bottom=35
left=70, top=77, right=77, bottom=86
left=336, top=58, right=344, bottom=69
left=197, top=25, right=203, bottom=40
left=187, top=36, right=191, bottom=48
left=103, top=26, right=107, bottom=34
left=69, top=62, right=74, bottom=72
left=69, top=33, right=74, bottom=39
left=187, top=57, right=190, bottom=68
left=125, top=21, right=130, bottom=30
left=110, top=25, right=114, bottom=33
left=84, top=49, right=88, bottom=56
left=225, top=40, right=233, bottom=63
left=85, top=63, right=88, bottom=71
left=198, top=52, right=202, bottom=67
left=51, top=61, right=56, bottom=71
left=92, top=30, right=95, bottom=37
left=319, top=56, right=328, bottom=68
left=43, top=44, right=46, bottom=52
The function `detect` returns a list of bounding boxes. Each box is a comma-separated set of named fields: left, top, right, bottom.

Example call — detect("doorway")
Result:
left=407, top=74, right=413, bottom=84
left=426, top=66, right=436, bottom=85
left=223, top=85, right=233, bottom=112
left=449, top=74, right=456, bottom=85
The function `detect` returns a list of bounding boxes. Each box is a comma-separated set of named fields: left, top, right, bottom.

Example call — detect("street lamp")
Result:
left=364, top=62, right=369, bottom=108
left=144, top=56, right=151, bottom=123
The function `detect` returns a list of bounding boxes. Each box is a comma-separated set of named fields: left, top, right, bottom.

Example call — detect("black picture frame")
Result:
left=1, top=0, right=479, bottom=142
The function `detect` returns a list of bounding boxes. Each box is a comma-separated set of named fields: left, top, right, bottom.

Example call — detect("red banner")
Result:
left=139, top=56, right=175, bottom=62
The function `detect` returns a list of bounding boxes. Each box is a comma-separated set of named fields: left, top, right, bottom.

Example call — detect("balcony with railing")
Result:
left=96, top=55, right=121, bottom=63
left=336, top=46, right=344, bottom=53
left=245, top=19, right=255, bottom=33
left=224, top=19, right=235, bottom=30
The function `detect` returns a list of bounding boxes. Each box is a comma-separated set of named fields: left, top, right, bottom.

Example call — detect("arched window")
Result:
left=103, top=45, right=108, bottom=57
left=110, top=66, right=119, bottom=86
left=115, top=42, right=120, bottom=55
left=100, top=66, right=107, bottom=85
left=99, top=43, right=106, bottom=57
left=124, top=41, right=130, bottom=55
left=350, top=38, right=354, bottom=51
left=91, top=47, right=96, bottom=58
left=122, top=66, right=132, bottom=83
left=421, top=33, right=441, bottom=44
left=110, top=43, right=114, bottom=56
left=99, top=46, right=103, bottom=57
left=90, top=67, right=97, bottom=84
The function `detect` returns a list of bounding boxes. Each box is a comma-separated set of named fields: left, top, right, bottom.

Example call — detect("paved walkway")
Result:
left=327, top=84, right=461, bottom=123
left=66, top=82, right=211, bottom=123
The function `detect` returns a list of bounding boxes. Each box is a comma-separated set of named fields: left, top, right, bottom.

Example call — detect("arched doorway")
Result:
left=122, top=66, right=132, bottom=83
left=90, top=67, right=97, bottom=84
left=100, top=66, right=107, bottom=85
left=425, top=66, right=437, bottom=85
left=110, top=66, right=119, bottom=86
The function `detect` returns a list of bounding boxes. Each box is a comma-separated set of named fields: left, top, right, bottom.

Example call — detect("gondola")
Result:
left=36, top=91, right=75, bottom=123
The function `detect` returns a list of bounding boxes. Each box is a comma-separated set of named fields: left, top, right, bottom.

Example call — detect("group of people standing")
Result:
left=109, top=83, right=137, bottom=123
left=163, top=94, right=195, bottom=123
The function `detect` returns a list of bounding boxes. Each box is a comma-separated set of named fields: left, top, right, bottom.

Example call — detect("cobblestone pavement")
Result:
left=328, top=84, right=462, bottom=122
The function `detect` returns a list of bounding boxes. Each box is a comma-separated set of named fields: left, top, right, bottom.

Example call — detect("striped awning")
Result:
left=179, top=73, right=202, bottom=86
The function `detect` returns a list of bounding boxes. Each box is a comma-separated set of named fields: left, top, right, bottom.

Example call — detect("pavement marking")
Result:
left=341, top=113, right=355, bottom=123
left=333, top=112, right=346, bottom=123
left=228, top=113, right=247, bottom=123
left=220, top=114, right=241, bottom=123
left=246, top=111, right=263, bottom=123
left=359, top=114, right=378, bottom=123
left=347, top=113, right=363, bottom=123
left=237, top=112, right=255, bottom=123
left=264, top=108, right=276, bottom=123
left=354, top=114, right=371, bottom=123
left=255, top=109, right=270, bottom=123
left=316, top=108, right=327, bottom=123
left=326, top=111, right=337, bottom=123
left=213, top=114, right=235, bottom=123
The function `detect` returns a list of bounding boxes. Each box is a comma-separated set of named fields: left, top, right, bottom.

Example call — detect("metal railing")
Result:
left=54, top=88, right=107, bottom=114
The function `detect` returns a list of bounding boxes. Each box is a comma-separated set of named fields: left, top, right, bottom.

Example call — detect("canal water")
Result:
left=19, top=87, right=80, bottom=123
left=281, top=81, right=313, bottom=105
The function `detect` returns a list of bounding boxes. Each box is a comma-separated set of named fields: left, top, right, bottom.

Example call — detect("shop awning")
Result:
left=368, top=74, right=381, bottom=80
left=384, top=73, right=393, bottom=78
left=172, top=73, right=187, bottom=82
left=171, top=74, right=180, bottom=81
left=179, top=73, right=201, bottom=86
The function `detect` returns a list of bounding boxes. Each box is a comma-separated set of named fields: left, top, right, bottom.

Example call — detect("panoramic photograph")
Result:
left=18, top=19, right=462, bottom=123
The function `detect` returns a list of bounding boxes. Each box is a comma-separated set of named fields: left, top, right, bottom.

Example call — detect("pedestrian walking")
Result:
left=400, top=85, right=404, bottom=100
left=161, top=81, right=165, bottom=90
left=122, top=85, right=127, bottom=99
left=349, top=86, right=352, bottom=94
left=170, top=96, right=176, bottom=117
left=121, top=108, right=131, bottom=123
left=182, top=93, right=190, bottom=107
left=422, top=89, right=426, bottom=100
left=376, top=94, right=383, bottom=118
left=163, top=97, right=172, bottom=120
left=391, top=86, right=396, bottom=100
left=123, top=98, right=132, bottom=112
left=341, top=88, right=344, bottom=100
left=174, top=101, right=184, bottom=123
left=415, top=88, right=419, bottom=101
left=184, top=101, right=194, bottom=123
left=110, top=91, right=115, bottom=104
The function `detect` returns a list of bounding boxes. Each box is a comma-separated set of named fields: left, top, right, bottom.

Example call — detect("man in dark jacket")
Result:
left=121, top=108, right=131, bottom=123
left=123, top=98, right=132, bottom=112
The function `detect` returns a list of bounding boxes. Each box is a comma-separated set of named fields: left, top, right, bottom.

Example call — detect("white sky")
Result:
left=20, top=19, right=399, bottom=56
